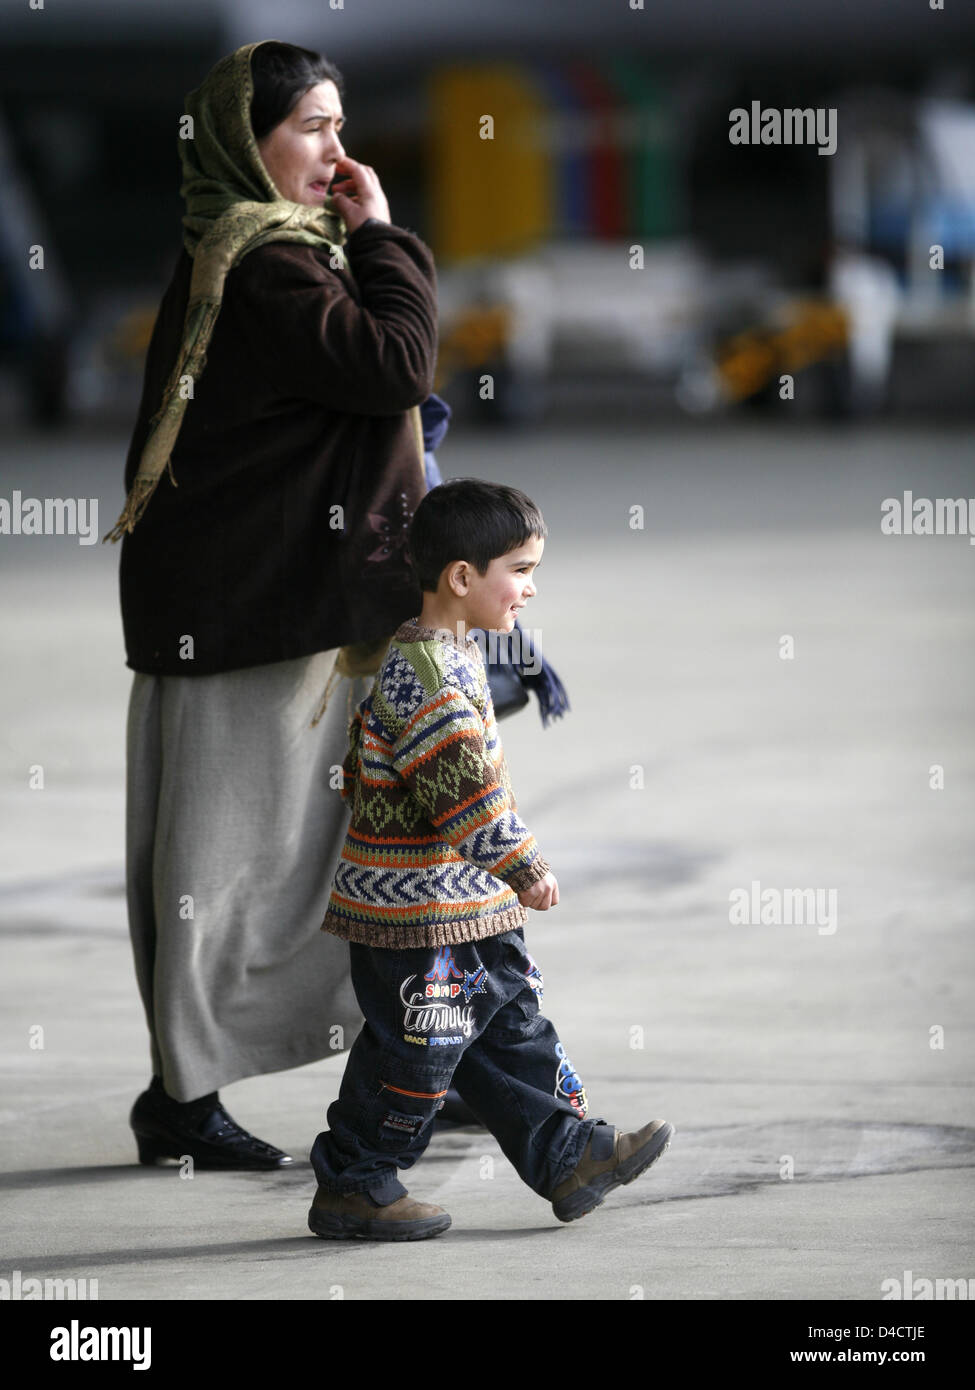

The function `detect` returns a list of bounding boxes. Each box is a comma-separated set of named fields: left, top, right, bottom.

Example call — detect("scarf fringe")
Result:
left=102, top=477, right=162, bottom=542
left=500, top=619, right=571, bottom=728
left=310, top=635, right=394, bottom=728
left=310, top=661, right=343, bottom=728
left=519, top=656, right=571, bottom=728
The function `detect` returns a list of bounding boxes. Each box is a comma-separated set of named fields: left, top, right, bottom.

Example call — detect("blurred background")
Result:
left=2, top=1, right=974, bottom=1302
left=2, top=0, right=975, bottom=426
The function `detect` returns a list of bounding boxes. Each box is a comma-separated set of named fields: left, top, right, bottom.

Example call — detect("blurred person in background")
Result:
left=108, top=39, right=441, bottom=1167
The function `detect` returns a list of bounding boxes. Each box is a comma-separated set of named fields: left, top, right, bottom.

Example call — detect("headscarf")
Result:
left=103, top=39, right=421, bottom=542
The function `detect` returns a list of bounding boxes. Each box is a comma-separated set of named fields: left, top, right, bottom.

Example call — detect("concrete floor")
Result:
left=1, top=417, right=973, bottom=1300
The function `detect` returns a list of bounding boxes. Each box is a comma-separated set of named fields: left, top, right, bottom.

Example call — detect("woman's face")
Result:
left=256, top=80, right=346, bottom=206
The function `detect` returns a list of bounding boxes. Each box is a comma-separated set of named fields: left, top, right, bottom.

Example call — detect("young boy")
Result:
left=308, top=478, right=673, bottom=1240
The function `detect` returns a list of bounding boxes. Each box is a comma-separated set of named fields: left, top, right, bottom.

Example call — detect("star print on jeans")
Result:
left=460, top=967, right=487, bottom=1003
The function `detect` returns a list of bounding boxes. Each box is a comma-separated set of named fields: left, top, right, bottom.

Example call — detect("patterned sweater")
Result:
left=321, top=618, right=551, bottom=948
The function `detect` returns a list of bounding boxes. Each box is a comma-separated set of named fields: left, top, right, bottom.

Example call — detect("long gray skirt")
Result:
left=125, top=649, right=368, bottom=1102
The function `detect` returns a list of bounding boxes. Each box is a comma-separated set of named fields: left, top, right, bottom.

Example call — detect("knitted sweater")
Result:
left=321, top=618, right=551, bottom=948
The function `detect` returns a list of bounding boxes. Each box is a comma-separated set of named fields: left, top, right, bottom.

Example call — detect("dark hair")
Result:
left=407, top=478, right=547, bottom=593
left=249, top=41, right=344, bottom=141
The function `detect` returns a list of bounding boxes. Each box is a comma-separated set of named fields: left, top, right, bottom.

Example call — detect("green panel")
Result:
left=603, top=58, right=682, bottom=238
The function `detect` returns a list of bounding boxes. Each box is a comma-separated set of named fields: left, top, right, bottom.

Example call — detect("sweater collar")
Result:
left=394, top=617, right=481, bottom=653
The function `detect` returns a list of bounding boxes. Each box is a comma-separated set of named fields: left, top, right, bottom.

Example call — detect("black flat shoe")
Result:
left=130, top=1076, right=294, bottom=1170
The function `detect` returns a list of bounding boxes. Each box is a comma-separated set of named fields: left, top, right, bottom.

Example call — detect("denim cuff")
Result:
left=547, top=1115, right=600, bottom=1195
left=312, top=1163, right=409, bottom=1206
left=365, top=1173, right=410, bottom=1206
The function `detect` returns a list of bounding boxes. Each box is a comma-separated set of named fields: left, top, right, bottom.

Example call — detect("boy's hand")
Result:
left=517, top=871, right=559, bottom=911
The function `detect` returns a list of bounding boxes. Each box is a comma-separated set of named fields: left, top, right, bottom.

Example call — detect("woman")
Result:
left=110, top=39, right=438, bottom=1167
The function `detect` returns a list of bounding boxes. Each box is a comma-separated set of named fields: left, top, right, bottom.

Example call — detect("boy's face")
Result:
left=455, top=535, right=544, bottom=633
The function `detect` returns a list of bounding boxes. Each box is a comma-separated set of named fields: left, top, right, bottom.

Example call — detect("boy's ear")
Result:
left=446, top=559, right=470, bottom=595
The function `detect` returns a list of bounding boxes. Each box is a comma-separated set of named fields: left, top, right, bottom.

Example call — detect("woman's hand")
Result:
left=329, top=156, right=391, bottom=232
left=517, top=871, right=559, bottom=911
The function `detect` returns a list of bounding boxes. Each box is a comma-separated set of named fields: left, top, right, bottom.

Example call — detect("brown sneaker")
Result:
left=307, top=1185, right=451, bottom=1242
left=550, top=1120, right=674, bottom=1223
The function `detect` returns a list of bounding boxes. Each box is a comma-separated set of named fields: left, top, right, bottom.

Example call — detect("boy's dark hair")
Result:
left=249, top=41, right=344, bottom=142
left=407, top=478, right=546, bottom=593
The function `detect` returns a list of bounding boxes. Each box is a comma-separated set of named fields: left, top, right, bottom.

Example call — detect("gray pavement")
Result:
left=1, top=418, right=973, bottom=1300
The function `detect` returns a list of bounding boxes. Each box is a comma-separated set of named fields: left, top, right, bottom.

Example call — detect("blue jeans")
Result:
left=310, top=928, right=602, bottom=1204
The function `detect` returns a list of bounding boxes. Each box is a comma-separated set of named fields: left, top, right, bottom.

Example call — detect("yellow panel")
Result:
left=428, top=64, right=552, bottom=263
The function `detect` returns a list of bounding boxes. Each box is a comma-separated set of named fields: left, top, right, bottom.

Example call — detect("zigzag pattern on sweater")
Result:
left=331, top=859, right=514, bottom=918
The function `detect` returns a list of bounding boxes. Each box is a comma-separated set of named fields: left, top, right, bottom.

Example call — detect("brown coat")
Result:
left=118, top=219, right=437, bottom=675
